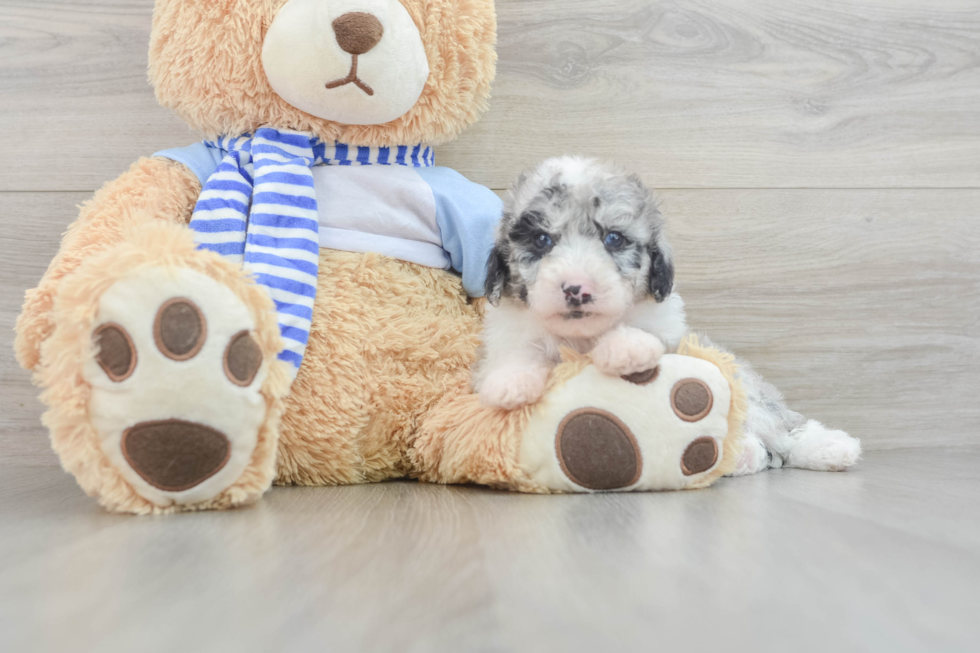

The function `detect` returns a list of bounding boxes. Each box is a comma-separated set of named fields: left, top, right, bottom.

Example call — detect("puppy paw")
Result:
left=479, top=364, right=550, bottom=410
left=590, top=326, right=665, bottom=378
left=786, top=420, right=862, bottom=471
left=730, top=434, right=772, bottom=476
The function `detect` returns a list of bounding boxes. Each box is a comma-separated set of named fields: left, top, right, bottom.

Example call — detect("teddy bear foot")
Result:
left=84, top=265, right=275, bottom=508
left=517, top=354, right=738, bottom=492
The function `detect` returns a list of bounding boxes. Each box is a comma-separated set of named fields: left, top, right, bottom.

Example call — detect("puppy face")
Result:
left=487, top=156, right=674, bottom=339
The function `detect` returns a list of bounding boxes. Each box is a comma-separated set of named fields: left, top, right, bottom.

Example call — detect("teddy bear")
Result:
left=14, top=0, right=746, bottom=514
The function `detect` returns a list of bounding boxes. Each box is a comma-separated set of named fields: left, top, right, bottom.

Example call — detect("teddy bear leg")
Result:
left=38, top=221, right=290, bottom=514
left=415, top=348, right=744, bottom=493
left=514, top=355, right=739, bottom=492
left=412, top=381, right=539, bottom=492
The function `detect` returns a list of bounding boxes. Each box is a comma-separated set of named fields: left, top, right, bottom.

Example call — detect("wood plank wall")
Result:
left=1, top=0, right=978, bottom=466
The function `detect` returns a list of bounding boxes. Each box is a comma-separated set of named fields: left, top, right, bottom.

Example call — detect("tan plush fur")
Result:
left=410, top=351, right=593, bottom=493
left=37, top=222, right=290, bottom=514
left=411, top=385, right=537, bottom=491
left=149, top=0, right=497, bottom=146
left=412, top=337, right=746, bottom=492
left=276, top=251, right=482, bottom=486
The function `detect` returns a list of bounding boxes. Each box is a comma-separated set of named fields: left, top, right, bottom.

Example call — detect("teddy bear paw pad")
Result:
left=518, top=355, right=733, bottom=492
left=122, top=420, right=231, bottom=492
left=556, top=409, right=642, bottom=490
left=84, top=267, right=270, bottom=507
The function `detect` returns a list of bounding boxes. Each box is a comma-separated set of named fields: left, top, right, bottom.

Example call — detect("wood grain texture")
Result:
left=447, top=0, right=980, bottom=188
left=3, top=189, right=977, bottom=466
left=1, top=0, right=979, bottom=191
left=666, top=189, right=980, bottom=448
left=2, top=448, right=978, bottom=653
left=0, top=192, right=81, bottom=468
left=0, top=0, right=192, bottom=192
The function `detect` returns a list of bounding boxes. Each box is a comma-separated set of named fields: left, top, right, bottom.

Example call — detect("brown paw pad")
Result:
left=154, top=298, right=207, bottom=361
left=671, top=378, right=713, bottom=422
left=556, top=408, right=642, bottom=490
left=622, top=366, right=659, bottom=385
left=122, top=420, right=231, bottom=492
left=94, top=323, right=137, bottom=382
left=224, top=331, right=263, bottom=387
left=681, top=437, right=719, bottom=476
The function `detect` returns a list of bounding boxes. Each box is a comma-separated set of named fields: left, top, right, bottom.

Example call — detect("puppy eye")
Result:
left=604, top=231, right=626, bottom=250
left=533, top=232, right=554, bottom=250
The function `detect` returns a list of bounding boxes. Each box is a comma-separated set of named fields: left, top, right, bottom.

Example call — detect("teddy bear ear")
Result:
left=149, top=0, right=498, bottom=147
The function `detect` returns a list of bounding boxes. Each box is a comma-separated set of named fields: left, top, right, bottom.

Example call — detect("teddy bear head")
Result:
left=149, top=0, right=497, bottom=146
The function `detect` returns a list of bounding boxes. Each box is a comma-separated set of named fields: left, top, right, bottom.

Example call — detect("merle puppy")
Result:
left=473, top=156, right=860, bottom=474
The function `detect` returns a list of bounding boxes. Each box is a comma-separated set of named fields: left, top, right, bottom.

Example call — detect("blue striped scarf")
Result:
left=189, top=127, right=434, bottom=378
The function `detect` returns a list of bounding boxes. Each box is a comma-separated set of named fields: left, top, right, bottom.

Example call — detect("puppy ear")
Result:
left=485, top=246, right=511, bottom=306
left=648, top=241, right=674, bottom=303
left=622, top=173, right=673, bottom=302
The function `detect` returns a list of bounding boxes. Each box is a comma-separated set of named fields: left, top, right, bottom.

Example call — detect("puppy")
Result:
left=474, top=156, right=862, bottom=474
left=474, top=156, right=684, bottom=409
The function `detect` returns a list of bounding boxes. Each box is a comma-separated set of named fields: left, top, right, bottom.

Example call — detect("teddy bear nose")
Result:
left=332, top=12, right=384, bottom=55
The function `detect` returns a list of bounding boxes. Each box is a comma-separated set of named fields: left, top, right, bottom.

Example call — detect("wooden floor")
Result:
left=1, top=1, right=978, bottom=651
left=1, top=448, right=978, bottom=652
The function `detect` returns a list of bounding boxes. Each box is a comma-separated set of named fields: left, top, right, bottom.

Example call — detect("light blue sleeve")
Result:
left=417, top=166, right=503, bottom=298
left=153, top=143, right=223, bottom=187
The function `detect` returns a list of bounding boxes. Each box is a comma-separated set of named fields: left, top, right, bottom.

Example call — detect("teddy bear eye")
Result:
left=603, top=231, right=626, bottom=250
left=533, top=232, right=554, bottom=250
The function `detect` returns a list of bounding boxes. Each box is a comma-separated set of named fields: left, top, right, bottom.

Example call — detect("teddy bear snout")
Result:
left=332, top=12, right=384, bottom=55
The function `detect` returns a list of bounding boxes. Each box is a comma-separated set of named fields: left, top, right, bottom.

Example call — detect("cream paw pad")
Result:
left=517, top=340, right=745, bottom=493
left=83, top=266, right=275, bottom=508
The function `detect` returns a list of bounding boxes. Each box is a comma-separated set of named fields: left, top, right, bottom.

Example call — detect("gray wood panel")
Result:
left=3, top=189, right=977, bottom=467
left=448, top=0, right=980, bottom=189
left=0, top=0, right=193, bottom=192
left=2, top=0, right=979, bottom=191
left=667, top=189, right=980, bottom=448
left=0, top=192, right=72, bottom=468
left=2, top=448, right=978, bottom=653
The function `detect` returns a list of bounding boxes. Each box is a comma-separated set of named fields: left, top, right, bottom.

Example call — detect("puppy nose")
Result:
left=332, top=12, right=384, bottom=55
left=562, top=282, right=594, bottom=306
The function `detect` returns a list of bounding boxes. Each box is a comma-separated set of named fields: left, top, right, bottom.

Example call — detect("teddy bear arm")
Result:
left=14, top=157, right=201, bottom=371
